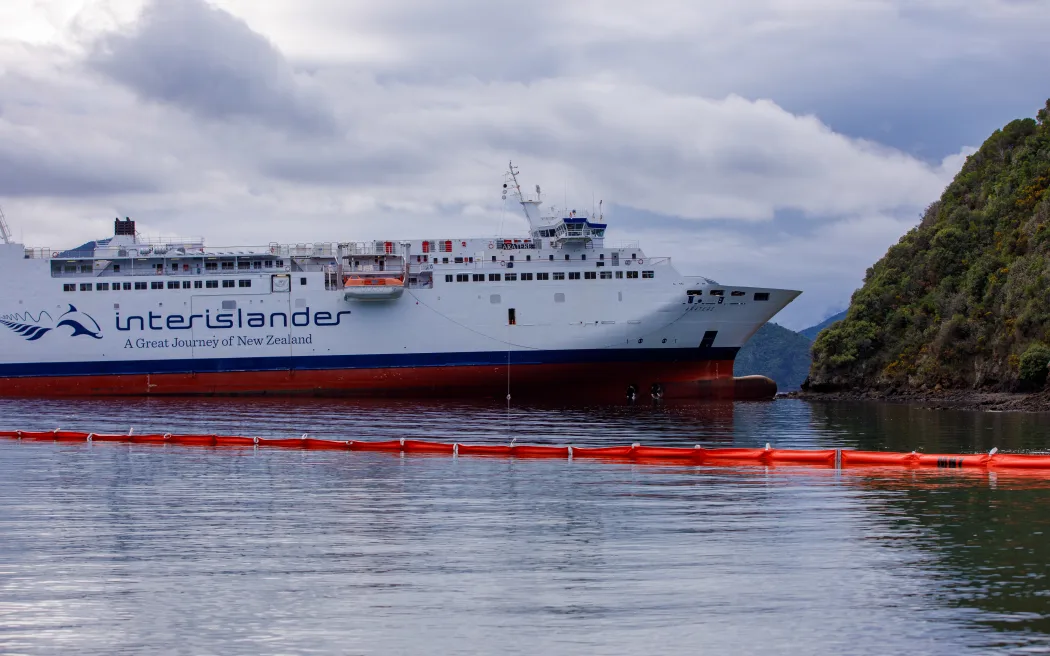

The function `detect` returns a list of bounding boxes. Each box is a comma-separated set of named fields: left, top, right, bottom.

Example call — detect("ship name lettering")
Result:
left=495, top=243, right=535, bottom=250
left=115, top=308, right=350, bottom=332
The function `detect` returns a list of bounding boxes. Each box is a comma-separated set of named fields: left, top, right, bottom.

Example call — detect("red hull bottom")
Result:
left=0, top=361, right=776, bottom=401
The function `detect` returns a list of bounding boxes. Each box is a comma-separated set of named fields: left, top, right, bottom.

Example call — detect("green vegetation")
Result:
left=734, top=322, right=812, bottom=391
left=1019, top=343, right=1050, bottom=390
left=808, top=99, right=1050, bottom=392
left=799, top=310, right=846, bottom=341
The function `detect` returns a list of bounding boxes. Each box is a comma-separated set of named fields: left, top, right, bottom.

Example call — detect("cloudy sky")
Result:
left=2, top=0, right=1048, bottom=328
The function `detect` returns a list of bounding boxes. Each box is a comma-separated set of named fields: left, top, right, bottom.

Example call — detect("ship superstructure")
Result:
left=0, top=168, right=799, bottom=400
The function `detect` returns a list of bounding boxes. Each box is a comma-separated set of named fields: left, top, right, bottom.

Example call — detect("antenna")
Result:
left=0, top=205, right=11, bottom=244
left=506, top=161, right=533, bottom=223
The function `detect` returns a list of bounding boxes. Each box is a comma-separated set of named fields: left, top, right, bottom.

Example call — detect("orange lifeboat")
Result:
left=343, top=274, right=405, bottom=301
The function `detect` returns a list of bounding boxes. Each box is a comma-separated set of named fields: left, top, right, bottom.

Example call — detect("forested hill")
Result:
left=799, top=311, right=845, bottom=341
left=733, top=322, right=812, bottom=391
left=807, top=99, right=1050, bottom=392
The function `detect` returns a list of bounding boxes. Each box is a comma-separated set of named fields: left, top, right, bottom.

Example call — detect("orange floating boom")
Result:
left=2, top=429, right=1050, bottom=471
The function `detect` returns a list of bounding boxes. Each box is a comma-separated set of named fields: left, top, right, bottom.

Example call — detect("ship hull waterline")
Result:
left=0, top=353, right=774, bottom=400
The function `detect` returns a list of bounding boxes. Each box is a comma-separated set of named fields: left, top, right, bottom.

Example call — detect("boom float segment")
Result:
left=2, top=429, right=1050, bottom=471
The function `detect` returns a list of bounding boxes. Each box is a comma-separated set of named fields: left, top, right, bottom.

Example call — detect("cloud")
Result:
left=1, top=0, right=1046, bottom=327
left=87, top=0, right=335, bottom=134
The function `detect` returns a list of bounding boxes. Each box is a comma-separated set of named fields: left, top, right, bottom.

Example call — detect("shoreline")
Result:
left=781, top=389, right=1050, bottom=412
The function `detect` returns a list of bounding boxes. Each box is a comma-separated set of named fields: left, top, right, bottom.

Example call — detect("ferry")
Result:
left=0, top=165, right=800, bottom=400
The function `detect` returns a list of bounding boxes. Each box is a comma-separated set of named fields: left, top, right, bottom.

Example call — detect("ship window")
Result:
left=96, top=283, right=109, bottom=291
left=631, top=253, right=636, bottom=259
left=492, top=256, right=497, bottom=262
left=584, top=271, right=597, bottom=280
left=222, top=261, right=233, bottom=270
left=123, top=283, right=132, bottom=290
left=565, top=254, right=570, bottom=261
left=731, top=290, right=746, bottom=297
left=442, top=258, right=449, bottom=264
left=600, top=271, right=612, bottom=279
left=596, top=261, right=604, bottom=267
left=553, top=272, right=565, bottom=280
left=569, top=272, right=581, bottom=280
left=490, top=294, right=501, bottom=304
left=253, top=261, right=262, bottom=269
left=536, top=272, right=549, bottom=281
left=151, top=282, right=163, bottom=290
left=454, top=257, right=464, bottom=264
left=456, top=274, right=469, bottom=282
left=300, top=277, right=307, bottom=286
left=194, top=281, right=203, bottom=289
left=642, top=271, right=655, bottom=279
left=64, top=266, right=75, bottom=273
left=581, top=254, right=586, bottom=261
left=627, top=271, right=639, bottom=279
left=445, top=274, right=453, bottom=282
left=171, top=263, right=178, bottom=271
left=181, top=281, right=191, bottom=289
left=205, top=262, right=218, bottom=271
left=135, top=282, right=147, bottom=290
left=222, top=280, right=235, bottom=288
left=472, top=274, right=484, bottom=282
left=63, top=284, right=75, bottom=292
left=469, top=257, right=474, bottom=263
left=167, top=281, right=179, bottom=289
left=276, top=260, right=284, bottom=267
left=509, top=255, right=515, bottom=262
left=526, top=255, right=531, bottom=261
left=710, top=289, right=724, bottom=296
left=489, top=273, right=501, bottom=281
left=206, top=280, right=218, bottom=288
left=519, top=273, right=531, bottom=281
left=508, top=308, right=516, bottom=325
left=599, top=253, right=604, bottom=259
left=505, top=273, right=517, bottom=281
left=113, top=264, right=121, bottom=273
left=265, top=260, right=273, bottom=268
left=77, top=283, right=89, bottom=291
left=549, top=255, right=554, bottom=261
left=554, top=293, right=565, bottom=303
left=615, top=271, right=623, bottom=279
left=239, top=280, right=251, bottom=288
left=238, top=262, right=250, bottom=270
left=754, top=292, right=770, bottom=301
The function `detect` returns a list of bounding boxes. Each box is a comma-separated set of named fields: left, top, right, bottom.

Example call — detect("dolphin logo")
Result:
left=56, top=305, right=103, bottom=339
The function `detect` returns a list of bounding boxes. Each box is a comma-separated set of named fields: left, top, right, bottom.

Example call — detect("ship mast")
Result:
left=0, top=205, right=11, bottom=245
left=506, top=161, right=536, bottom=224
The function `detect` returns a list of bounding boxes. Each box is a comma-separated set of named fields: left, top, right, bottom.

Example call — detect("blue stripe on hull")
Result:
left=0, top=347, right=739, bottom=379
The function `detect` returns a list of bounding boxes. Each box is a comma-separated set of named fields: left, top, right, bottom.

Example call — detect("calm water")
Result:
left=2, top=398, right=1050, bottom=655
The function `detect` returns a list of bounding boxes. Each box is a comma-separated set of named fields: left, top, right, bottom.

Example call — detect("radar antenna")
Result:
left=0, top=205, right=11, bottom=244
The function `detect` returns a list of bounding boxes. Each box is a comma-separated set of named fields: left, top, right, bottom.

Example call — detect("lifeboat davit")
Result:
left=343, top=275, right=405, bottom=301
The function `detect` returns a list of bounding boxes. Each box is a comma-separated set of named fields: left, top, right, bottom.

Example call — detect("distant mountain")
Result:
left=799, top=310, right=846, bottom=341
left=734, top=322, right=813, bottom=391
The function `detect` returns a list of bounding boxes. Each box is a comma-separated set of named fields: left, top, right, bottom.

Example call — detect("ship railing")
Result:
left=341, top=241, right=407, bottom=256
left=23, top=247, right=52, bottom=260
left=134, top=236, right=206, bottom=250
left=427, top=257, right=669, bottom=269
